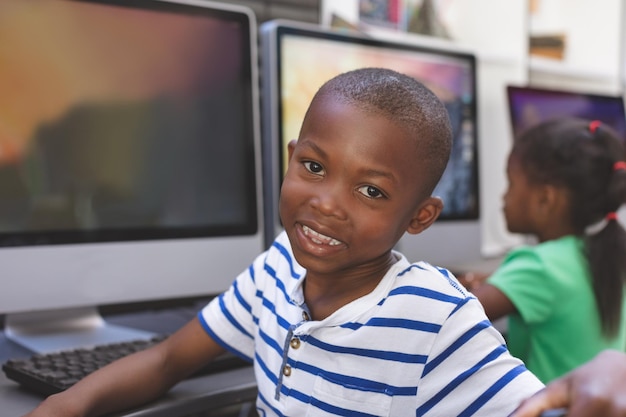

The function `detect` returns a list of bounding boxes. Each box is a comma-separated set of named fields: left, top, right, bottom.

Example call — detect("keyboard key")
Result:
left=2, top=334, right=251, bottom=396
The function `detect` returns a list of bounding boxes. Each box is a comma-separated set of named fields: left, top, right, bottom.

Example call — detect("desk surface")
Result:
left=1, top=303, right=258, bottom=417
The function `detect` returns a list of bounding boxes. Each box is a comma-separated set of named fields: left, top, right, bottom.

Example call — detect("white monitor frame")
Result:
left=0, top=0, right=265, bottom=353
left=260, top=20, right=482, bottom=268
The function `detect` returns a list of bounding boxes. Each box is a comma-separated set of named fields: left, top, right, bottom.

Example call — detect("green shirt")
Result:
left=488, top=235, right=626, bottom=383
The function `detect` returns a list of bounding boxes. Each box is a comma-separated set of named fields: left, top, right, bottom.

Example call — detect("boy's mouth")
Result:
left=302, top=224, right=342, bottom=246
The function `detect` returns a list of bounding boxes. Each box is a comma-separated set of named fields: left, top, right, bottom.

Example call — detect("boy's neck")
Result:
left=302, top=253, right=399, bottom=321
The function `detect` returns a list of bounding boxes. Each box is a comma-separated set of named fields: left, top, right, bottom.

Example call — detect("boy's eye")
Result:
left=357, top=185, right=384, bottom=199
left=303, top=161, right=324, bottom=175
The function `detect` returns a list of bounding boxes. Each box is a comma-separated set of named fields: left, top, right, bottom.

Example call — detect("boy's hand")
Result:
left=510, top=350, right=626, bottom=417
left=21, top=392, right=83, bottom=417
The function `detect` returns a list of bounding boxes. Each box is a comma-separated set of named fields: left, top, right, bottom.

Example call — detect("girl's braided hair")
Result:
left=512, top=117, right=626, bottom=337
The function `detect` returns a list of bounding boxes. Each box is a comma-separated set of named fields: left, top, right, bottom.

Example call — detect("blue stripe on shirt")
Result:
left=309, top=393, right=384, bottom=417
left=422, top=319, right=492, bottom=377
left=256, top=351, right=280, bottom=387
left=258, top=327, right=286, bottom=357
left=389, top=285, right=464, bottom=304
left=257, top=291, right=292, bottom=331
left=305, top=336, right=428, bottom=364
left=280, top=386, right=392, bottom=417
left=288, top=360, right=417, bottom=396
left=262, top=264, right=292, bottom=305
left=258, top=390, right=285, bottom=417
left=449, top=295, right=472, bottom=316
left=437, top=266, right=469, bottom=293
left=415, top=344, right=509, bottom=415
left=341, top=317, right=441, bottom=333
left=196, top=311, right=253, bottom=362
left=217, top=293, right=253, bottom=339
left=232, top=280, right=252, bottom=315
left=260, top=387, right=384, bottom=417
left=398, top=264, right=429, bottom=275
left=458, top=363, right=529, bottom=417
left=272, top=240, right=301, bottom=279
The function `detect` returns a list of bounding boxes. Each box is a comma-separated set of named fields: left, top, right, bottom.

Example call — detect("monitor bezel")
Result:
left=0, top=0, right=266, bottom=353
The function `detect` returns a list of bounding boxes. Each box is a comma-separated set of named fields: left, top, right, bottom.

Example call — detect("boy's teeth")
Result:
left=302, top=225, right=341, bottom=246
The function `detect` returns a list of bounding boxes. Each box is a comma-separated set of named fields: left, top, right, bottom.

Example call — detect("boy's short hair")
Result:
left=310, top=67, right=452, bottom=194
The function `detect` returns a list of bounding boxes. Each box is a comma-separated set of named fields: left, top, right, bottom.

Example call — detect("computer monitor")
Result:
left=0, top=0, right=264, bottom=353
left=260, top=20, right=482, bottom=267
left=507, top=85, right=626, bottom=142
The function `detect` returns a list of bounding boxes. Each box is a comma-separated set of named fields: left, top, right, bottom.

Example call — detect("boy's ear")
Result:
left=406, top=197, right=443, bottom=235
left=286, top=139, right=297, bottom=162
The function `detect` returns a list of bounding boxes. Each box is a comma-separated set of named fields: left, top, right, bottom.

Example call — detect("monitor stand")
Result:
left=5, top=307, right=155, bottom=354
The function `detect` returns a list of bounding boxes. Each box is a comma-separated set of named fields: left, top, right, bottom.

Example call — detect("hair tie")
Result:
left=614, top=161, right=626, bottom=171
left=589, top=120, right=601, bottom=133
left=586, top=211, right=621, bottom=234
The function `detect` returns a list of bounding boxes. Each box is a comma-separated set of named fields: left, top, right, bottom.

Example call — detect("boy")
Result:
left=24, top=68, right=543, bottom=417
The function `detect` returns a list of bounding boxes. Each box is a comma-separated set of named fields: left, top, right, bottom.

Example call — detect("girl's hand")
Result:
left=456, top=271, right=489, bottom=292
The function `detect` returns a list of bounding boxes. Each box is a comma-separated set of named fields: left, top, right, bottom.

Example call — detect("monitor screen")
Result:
left=507, top=85, right=626, bottom=142
left=260, top=20, right=482, bottom=266
left=0, top=0, right=264, bottom=353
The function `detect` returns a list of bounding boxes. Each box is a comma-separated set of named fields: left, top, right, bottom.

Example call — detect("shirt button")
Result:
left=290, top=337, right=301, bottom=349
left=302, top=311, right=310, bottom=321
left=283, top=365, right=292, bottom=377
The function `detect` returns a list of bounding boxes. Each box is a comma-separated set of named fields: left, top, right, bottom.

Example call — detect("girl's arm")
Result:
left=22, top=317, right=224, bottom=417
left=470, top=282, right=517, bottom=321
left=456, top=271, right=517, bottom=321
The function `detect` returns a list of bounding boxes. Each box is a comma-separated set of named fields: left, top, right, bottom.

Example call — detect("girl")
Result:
left=464, top=117, right=626, bottom=383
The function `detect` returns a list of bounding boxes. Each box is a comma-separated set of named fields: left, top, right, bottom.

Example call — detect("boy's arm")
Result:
left=22, top=317, right=225, bottom=417
left=414, top=295, right=544, bottom=416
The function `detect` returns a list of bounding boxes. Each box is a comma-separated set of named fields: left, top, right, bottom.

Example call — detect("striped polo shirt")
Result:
left=199, top=232, right=543, bottom=416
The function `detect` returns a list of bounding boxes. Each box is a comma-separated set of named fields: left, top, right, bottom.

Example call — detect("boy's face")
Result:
left=279, top=95, right=442, bottom=277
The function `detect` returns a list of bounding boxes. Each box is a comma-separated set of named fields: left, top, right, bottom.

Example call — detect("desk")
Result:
left=0, top=303, right=258, bottom=417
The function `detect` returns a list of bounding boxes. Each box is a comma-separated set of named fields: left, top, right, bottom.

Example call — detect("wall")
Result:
left=528, top=0, right=624, bottom=95
left=230, top=0, right=320, bottom=24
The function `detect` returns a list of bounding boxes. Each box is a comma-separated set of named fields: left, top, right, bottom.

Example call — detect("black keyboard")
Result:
left=2, top=334, right=252, bottom=396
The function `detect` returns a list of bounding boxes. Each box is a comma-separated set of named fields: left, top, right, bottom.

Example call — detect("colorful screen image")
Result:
left=0, top=0, right=257, bottom=244
left=276, top=26, right=479, bottom=219
left=507, top=85, right=626, bottom=142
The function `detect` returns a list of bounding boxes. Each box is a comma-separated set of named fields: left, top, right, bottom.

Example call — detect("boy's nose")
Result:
left=310, top=184, right=348, bottom=221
